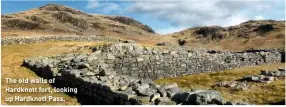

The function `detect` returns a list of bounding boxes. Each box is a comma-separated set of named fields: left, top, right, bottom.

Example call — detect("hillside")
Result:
left=1, top=4, right=156, bottom=38
left=1, top=4, right=285, bottom=51
left=167, top=20, right=285, bottom=51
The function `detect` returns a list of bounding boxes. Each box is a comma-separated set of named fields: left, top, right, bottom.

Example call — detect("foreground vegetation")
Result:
left=155, top=63, right=285, bottom=105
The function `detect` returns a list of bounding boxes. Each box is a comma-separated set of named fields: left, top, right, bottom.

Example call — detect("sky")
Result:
left=1, top=0, right=285, bottom=34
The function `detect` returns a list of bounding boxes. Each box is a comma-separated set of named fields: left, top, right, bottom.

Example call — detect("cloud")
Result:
left=85, top=0, right=122, bottom=13
left=255, top=15, right=265, bottom=20
left=126, top=0, right=277, bottom=27
left=156, top=26, right=188, bottom=34
left=85, top=0, right=99, bottom=9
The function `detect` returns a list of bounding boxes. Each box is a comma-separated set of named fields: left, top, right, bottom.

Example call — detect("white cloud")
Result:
left=126, top=0, right=276, bottom=27
left=85, top=0, right=99, bottom=9
left=85, top=0, right=122, bottom=13
left=156, top=26, right=188, bottom=34
left=85, top=0, right=284, bottom=34
left=255, top=15, right=265, bottom=20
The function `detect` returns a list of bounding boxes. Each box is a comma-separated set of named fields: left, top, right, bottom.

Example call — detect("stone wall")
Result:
left=22, top=43, right=284, bottom=105
left=95, top=44, right=282, bottom=79
left=1, top=35, right=126, bottom=45
left=23, top=43, right=283, bottom=80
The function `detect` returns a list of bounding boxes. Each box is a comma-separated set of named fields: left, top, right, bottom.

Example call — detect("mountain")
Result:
left=167, top=20, right=285, bottom=51
left=1, top=4, right=156, bottom=38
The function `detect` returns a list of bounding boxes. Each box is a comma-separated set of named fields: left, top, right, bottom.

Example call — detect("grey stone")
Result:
left=136, top=84, right=157, bottom=96
left=166, top=87, right=181, bottom=99
left=188, top=90, right=223, bottom=105
left=155, top=97, right=177, bottom=105
left=157, top=87, right=167, bottom=97
left=150, top=93, right=160, bottom=102
left=118, top=89, right=137, bottom=100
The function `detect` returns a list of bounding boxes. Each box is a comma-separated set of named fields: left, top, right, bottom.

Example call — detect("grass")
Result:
left=1, top=41, right=110, bottom=105
left=154, top=63, right=285, bottom=105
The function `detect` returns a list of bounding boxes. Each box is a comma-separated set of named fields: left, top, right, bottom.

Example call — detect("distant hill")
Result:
left=1, top=4, right=156, bottom=37
left=167, top=20, right=285, bottom=51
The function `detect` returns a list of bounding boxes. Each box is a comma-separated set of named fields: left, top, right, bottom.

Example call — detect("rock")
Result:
left=136, top=84, right=157, bottom=96
left=150, top=93, right=161, bottom=102
left=214, top=81, right=237, bottom=88
left=155, top=97, right=177, bottom=105
left=134, top=96, right=151, bottom=105
left=264, top=76, right=275, bottom=81
left=99, top=69, right=116, bottom=76
left=99, top=76, right=109, bottom=82
left=118, top=78, right=129, bottom=87
left=243, top=75, right=260, bottom=82
left=235, top=82, right=249, bottom=90
left=119, top=86, right=128, bottom=91
left=211, top=98, right=224, bottom=105
left=179, top=92, right=192, bottom=102
left=166, top=87, right=181, bottom=99
left=138, top=79, right=153, bottom=85
left=188, top=90, right=223, bottom=105
left=107, top=53, right=116, bottom=59
left=157, top=87, right=167, bottom=97
left=137, top=57, right=144, bottom=62
left=118, top=89, right=137, bottom=100
left=260, top=70, right=269, bottom=75
left=84, top=71, right=96, bottom=76
left=278, top=68, right=285, bottom=72
left=274, top=71, right=282, bottom=77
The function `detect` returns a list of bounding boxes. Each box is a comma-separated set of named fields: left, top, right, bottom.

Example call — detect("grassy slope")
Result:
left=1, top=41, right=110, bottom=105
left=154, top=63, right=285, bottom=104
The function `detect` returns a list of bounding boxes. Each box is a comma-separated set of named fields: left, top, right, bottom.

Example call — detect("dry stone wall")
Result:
left=93, top=44, right=282, bottom=79
left=22, top=43, right=284, bottom=105
left=1, top=35, right=127, bottom=45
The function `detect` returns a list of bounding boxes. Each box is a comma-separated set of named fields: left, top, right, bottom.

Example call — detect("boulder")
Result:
left=187, top=90, right=224, bottom=105
left=136, top=84, right=157, bottom=96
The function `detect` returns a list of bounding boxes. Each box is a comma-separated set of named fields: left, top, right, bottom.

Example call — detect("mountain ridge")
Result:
left=1, top=4, right=156, bottom=37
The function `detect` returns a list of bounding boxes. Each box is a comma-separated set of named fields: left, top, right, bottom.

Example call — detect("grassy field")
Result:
left=1, top=41, right=110, bottom=105
left=154, top=63, right=285, bottom=105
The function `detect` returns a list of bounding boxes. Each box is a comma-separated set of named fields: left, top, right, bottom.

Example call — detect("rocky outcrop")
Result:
left=39, top=4, right=87, bottom=15
left=107, top=16, right=155, bottom=33
left=2, top=18, right=40, bottom=30
left=194, top=26, right=228, bottom=40
left=53, top=11, right=88, bottom=30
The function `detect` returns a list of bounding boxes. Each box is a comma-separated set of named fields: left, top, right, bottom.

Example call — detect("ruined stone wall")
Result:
left=97, top=44, right=282, bottom=79
left=22, top=43, right=283, bottom=105
left=1, top=35, right=125, bottom=45
left=24, top=43, right=283, bottom=80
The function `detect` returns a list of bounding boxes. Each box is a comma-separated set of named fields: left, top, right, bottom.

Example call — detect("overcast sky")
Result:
left=2, top=0, right=285, bottom=34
